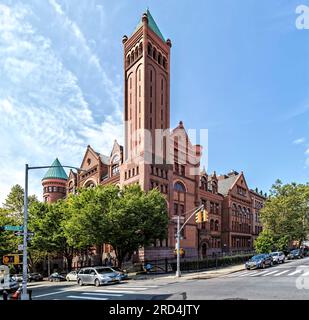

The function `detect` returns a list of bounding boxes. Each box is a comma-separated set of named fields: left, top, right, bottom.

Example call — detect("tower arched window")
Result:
left=139, top=42, right=143, bottom=55
left=127, top=55, right=130, bottom=66
left=135, top=47, right=138, bottom=58
left=212, top=181, right=217, bottom=194
left=158, top=52, right=162, bottom=65
left=131, top=52, right=134, bottom=63
left=163, top=57, right=167, bottom=69
left=200, top=176, right=207, bottom=191
left=147, top=43, right=152, bottom=56
left=153, top=47, right=157, bottom=60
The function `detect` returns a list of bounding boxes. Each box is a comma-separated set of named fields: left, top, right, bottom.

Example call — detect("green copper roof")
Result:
left=42, top=158, right=68, bottom=181
left=134, top=10, right=165, bottom=42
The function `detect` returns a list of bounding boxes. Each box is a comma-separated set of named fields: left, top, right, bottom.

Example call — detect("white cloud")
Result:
left=293, top=137, right=305, bottom=145
left=305, top=148, right=309, bottom=155
left=0, top=2, right=123, bottom=203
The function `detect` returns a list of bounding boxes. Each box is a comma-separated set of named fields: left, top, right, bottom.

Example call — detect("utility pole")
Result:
left=175, top=204, right=205, bottom=278
left=21, top=164, right=29, bottom=300
left=21, top=164, right=86, bottom=300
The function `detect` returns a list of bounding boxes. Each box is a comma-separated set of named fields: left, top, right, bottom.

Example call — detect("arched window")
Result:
left=163, top=57, right=167, bottom=69
left=200, top=176, right=207, bottom=191
left=153, top=47, right=157, bottom=60
left=139, top=42, right=143, bottom=55
left=135, top=47, right=138, bottom=58
left=127, top=55, right=130, bottom=66
left=174, top=181, right=186, bottom=192
left=202, top=243, right=207, bottom=258
left=158, top=52, right=162, bottom=65
left=147, top=43, right=152, bottom=56
left=131, top=51, right=134, bottom=63
left=215, top=220, right=219, bottom=231
left=212, top=181, right=217, bottom=193
left=210, top=219, right=214, bottom=231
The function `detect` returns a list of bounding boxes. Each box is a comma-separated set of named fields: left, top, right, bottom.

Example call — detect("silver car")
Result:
left=66, top=271, right=78, bottom=281
left=270, top=251, right=285, bottom=264
left=77, top=267, right=121, bottom=287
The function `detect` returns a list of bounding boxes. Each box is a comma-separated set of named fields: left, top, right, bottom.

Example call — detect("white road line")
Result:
left=301, top=271, right=309, bottom=276
left=67, top=295, right=108, bottom=300
left=82, top=292, right=123, bottom=297
left=102, top=287, right=147, bottom=291
left=89, top=289, right=136, bottom=294
left=33, top=291, right=64, bottom=298
left=238, top=272, right=256, bottom=277
left=261, top=270, right=280, bottom=276
left=274, top=270, right=289, bottom=276
left=288, top=270, right=303, bottom=276
left=227, top=271, right=248, bottom=277
left=249, top=270, right=270, bottom=277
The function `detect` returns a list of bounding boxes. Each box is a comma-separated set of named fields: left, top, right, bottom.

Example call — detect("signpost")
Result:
left=14, top=231, right=34, bottom=237
left=3, top=225, right=23, bottom=232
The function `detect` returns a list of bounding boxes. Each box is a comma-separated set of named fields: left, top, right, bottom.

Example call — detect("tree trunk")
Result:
left=66, top=256, right=73, bottom=272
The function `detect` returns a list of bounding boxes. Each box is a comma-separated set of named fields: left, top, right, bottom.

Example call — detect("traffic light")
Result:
left=203, top=209, right=209, bottom=222
left=3, top=255, right=15, bottom=264
left=195, top=211, right=203, bottom=223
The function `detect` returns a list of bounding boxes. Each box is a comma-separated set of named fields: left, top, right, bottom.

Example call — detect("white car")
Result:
left=270, top=251, right=285, bottom=264
left=66, top=271, right=78, bottom=281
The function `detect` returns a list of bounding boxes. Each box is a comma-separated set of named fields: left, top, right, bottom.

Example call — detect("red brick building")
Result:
left=42, top=10, right=266, bottom=262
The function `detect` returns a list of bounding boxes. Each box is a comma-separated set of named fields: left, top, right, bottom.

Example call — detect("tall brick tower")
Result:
left=120, top=10, right=172, bottom=191
left=42, top=158, right=68, bottom=203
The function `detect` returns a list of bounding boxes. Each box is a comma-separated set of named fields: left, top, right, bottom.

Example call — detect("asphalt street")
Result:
left=6, top=257, right=309, bottom=300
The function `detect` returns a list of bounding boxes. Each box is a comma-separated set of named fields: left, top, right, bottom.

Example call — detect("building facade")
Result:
left=42, top=10, right=266, bottom=262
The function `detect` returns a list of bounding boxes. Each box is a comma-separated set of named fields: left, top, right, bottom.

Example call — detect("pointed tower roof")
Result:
left=42, top=158, right=68, bottom=181
left=134, top=10, right=165, bottom=41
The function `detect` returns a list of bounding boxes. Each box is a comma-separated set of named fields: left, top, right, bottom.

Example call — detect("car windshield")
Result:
left=96, top=268, right=113, bottom=274
left=112, top=267, right=122, bottom=272
left=270, top=253, right=278, bottom=256
left=292, top=250, right=299, bottom=254
left=251, top=255, right=264, bottom=261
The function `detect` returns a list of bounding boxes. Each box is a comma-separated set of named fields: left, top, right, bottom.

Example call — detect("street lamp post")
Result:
left=175, top=204, right=204, bottom=278
left=21, top=164, right=86, bottom=300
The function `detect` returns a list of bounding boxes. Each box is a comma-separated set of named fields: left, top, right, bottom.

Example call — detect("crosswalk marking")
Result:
left=82, top=292, right=123, bottom=297
left=288, top=270, right=303, bottom=276
left=106, top=286, right=148, bottom=290
left=67, top=295, right=108, bottom=300
left=90, top=289, right=136, bottom=294
left=274, top=270, right=289, bottom=276
left=238, top=272, right=254, bottom=277
left=261, top=270, right=280, bottom=276
left=249, top=270, right=270, bottom=277
left=33, top=291, right=64, bottom=298
left=301, top=271, right=309, bottom=277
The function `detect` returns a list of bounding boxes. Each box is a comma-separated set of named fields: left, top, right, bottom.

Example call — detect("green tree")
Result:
left=254, top=230, right=274, bottom=253
left=257, top=181, right=309, bottom=250
left=64, top=184, right=168, bottom=268
left=0, top=208, right=19, bottom=260
left=29, top=200, right=75, bottom=272
left=2, top=184, right=37, bottom=222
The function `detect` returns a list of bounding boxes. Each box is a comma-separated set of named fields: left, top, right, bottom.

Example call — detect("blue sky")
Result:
left=0, top=0, right=308, bottom=202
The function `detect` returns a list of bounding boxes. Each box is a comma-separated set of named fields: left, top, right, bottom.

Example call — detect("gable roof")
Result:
left=42, top=158, right=68, bottom=181
left=217, top=173, right=240, bottom=196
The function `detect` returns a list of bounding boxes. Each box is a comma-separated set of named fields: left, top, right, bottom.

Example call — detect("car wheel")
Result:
left=95, top=279, right=100, bottom=287
left=270, top=261, right=273, bottom=267
left=66, top=277, right=70, bottom=281
left=78, top=279, right=83, bottom=286
left=262, top=263, right=266, bottom=269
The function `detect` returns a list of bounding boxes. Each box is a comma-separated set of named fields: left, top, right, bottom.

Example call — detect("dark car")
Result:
left=48, top=272, right=66, bottom=282
left=287, top=249, right=303, bottom=260
left=28, top=273, right=43, bottom=282
left=245, top=254, right=273, bottom=270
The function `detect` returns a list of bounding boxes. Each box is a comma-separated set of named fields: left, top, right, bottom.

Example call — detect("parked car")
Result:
left=66, top=271, right=78, bottom=281
left=245, top=254, right=273, bottom=270
left=77, top=267, right=121, bottom=287
left=48, top=272, right=66, bottom=282
left=28, top=273, right=43, bottom=282
left=270, top=251, right=285, bottom=264
left=109, top=267, right=129, bottom=280
left=287, top=249, right=304, bottom=260
left=0, top=276, right=20, bottom=293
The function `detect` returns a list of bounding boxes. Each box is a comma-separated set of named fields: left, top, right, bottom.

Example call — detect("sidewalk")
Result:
left=130, top=263, right=245, bottom=281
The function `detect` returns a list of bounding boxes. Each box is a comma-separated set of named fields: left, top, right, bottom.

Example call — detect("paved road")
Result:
left=8, top=257, right=309, bottom=300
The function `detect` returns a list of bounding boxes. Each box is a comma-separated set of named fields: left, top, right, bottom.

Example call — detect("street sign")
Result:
left=3, top=225, right=23, bottom=231
left=14, top=231, right=34, bottom=237
left=18, top=244, right=24, bottom=251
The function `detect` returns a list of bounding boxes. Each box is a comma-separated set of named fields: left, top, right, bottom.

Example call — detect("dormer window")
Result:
left=87, top=158, right=91, bottom=166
